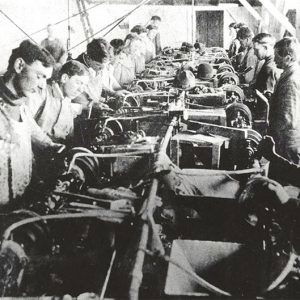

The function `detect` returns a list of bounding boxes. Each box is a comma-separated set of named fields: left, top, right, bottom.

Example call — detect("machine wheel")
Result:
left=215, top=57, right=231, bottom=65
left=123, top=95, right=140, bottom=107
left=137, top=81, right=150, bottom=90
left=222, top=84, right=245, bottom=102
left=217, top=64, right=235, bottom=74
left=218, top=72, right=240, bottom=87
left=226, top=102, right=252, bottom=128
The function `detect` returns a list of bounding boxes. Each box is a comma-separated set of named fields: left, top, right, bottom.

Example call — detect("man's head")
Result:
left=58, top=60, right=89, bottom=99
left=86, top=38, right=109, bottom=72
left=252, top=33, right=276, bottom=60
left=110, top=39, right=124, bottom=57
left=131, top=25, right=147, bottom=36
left=237, top=27, right=254, bottom=49
left=274, top=37, right=299, bottom=69
left=5, top=39, right=55, bottom=97
left=150, top=15, right=161, bottom=27
left=146, top=25, right=158, bottom=40
left=46, top=24, right=54, bottom=37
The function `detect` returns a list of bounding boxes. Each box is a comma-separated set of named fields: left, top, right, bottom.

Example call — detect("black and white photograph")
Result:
left=0, top=0, right=300, bottom=298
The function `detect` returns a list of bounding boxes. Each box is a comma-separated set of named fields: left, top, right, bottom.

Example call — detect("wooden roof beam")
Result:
left=257, top=0, right=296, bottom=36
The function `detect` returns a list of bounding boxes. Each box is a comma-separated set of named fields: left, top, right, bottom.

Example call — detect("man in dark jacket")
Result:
left=236, top=26, right=260, bottom=84
left=252, top=33, right=280, bottom=96
left=268, top=37, right=300, bottom=165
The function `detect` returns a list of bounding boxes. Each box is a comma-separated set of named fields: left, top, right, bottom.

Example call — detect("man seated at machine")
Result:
left=34, top=60, right=89, bottom=143
left=109, top=38, right=136, bottom=86
left=75, top=38, right=129, bottom=112
left=0, top=40, right=61, bottom=205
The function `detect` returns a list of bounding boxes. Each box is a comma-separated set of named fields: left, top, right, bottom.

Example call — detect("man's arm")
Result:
left=265, top=179, right=300, bottom=219
left=259, top=135, right=300, bottom=187
left=265, top=67, right=279, bottom=94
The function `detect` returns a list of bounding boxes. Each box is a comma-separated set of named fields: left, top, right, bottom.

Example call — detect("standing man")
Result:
left=252, top=33, right=279, bottom=96
left=0, top=40, right=58, bottom=204
left=149, top=15, right=162, bottom=55
left=41, top=24, right=67, bottom=77
left=269, top=37, right=300, bottom=166
left=236, top=26, right=260, bottom=84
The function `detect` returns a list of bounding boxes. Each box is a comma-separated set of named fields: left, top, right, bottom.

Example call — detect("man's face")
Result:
left=14, top=60, right=53, bottom=97
left=239, top=37, right=251, bottom=49
left=151, top=19, right=160, bottom=28
left=229, top=27, right=236, bottom=37
left=88, top=57, right=109, bottom=73
left=47, top=25, right=54, bottom=36
left=274, top=48, right=289, bottom=69
left=148, top=29, right=158, bottom=40
left=61, top=74, right=89, bottom=99
left=253, top=42, right=266, bottom=60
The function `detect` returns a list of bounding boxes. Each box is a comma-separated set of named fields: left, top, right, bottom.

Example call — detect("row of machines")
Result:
left=0, top=44, right=298, bottom=299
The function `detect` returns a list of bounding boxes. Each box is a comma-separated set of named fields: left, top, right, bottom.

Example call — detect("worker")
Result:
left=252, top=33, right=279, bottom=96
left=149, top=15, right=162, bottom=55
left=74, top=38, right=128, bottom=111
left=268, top=37, right=300, bottom=166
left=235, top=26, right=260, bottom=84
left=144, top=25, right=158, bottom=63
left=123, top=33, right=145, bottom=74
left=229, top=23, right=246, bottom=64
left=110, top=39, right=136, bottom=86
left=41, top=24, right=67, bottom=78
left=228, top=23, right=240, bottom=58
left=34, top=60, right=89, bottom=143
left=0, top=40, right=60, bottom=205
left=130, top=25, right=148, bottom=73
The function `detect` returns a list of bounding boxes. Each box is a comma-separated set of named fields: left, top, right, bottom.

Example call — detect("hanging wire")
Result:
left=0, top=9, right=38, bottom=44
left=103, top=0, right=151, bottom=37
left=67, top=0, right=71, bottom=51
left=69, top=0, right=152, bottom=51
left=27, top=0, right=107, bottom=37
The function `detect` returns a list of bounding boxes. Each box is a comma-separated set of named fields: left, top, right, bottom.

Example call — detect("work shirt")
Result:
left=128, top=37, right=146, bottom=74
left=74, top=53, right=104, bottom=107
left=228, top=38, right=241, bottom=58
left=254, top=55, right=279, bottom=94
left=153, top=32, right=162, bottom=55
left=238, top=46, right=260, bottom=84
left=0, top=77, right=32, bottom=203
left=34, top=83, right=81, bottom=142
left=143, top=36, right=156, bottom=63
left=112, top=52, right=136, bottom=86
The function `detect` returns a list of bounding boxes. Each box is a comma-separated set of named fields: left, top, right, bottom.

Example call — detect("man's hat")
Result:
left=173, top=70, right=196, bottom=90
left=197, top=63, right=214, bottom=80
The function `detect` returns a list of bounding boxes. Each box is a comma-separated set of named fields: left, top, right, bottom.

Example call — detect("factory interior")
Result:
left=1, top=0, right=300, bottom=298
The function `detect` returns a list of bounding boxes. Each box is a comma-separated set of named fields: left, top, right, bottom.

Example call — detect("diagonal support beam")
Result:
left=257, top=0, right=296, bottom=37
left=238, top=0, right=262, bottom=21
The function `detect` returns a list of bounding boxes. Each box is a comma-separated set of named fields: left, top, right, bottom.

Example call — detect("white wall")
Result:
left=0, top=0, right=259, bottom=71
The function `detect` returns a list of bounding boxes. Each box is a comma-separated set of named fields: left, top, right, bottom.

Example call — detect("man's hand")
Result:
left=264, top=179, right=290, bottom=205
left=114, top=89, right=131, bottom=97
left=50, top=142, right=66, bottom=154
left=258, top=135, right=277, bottom=161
